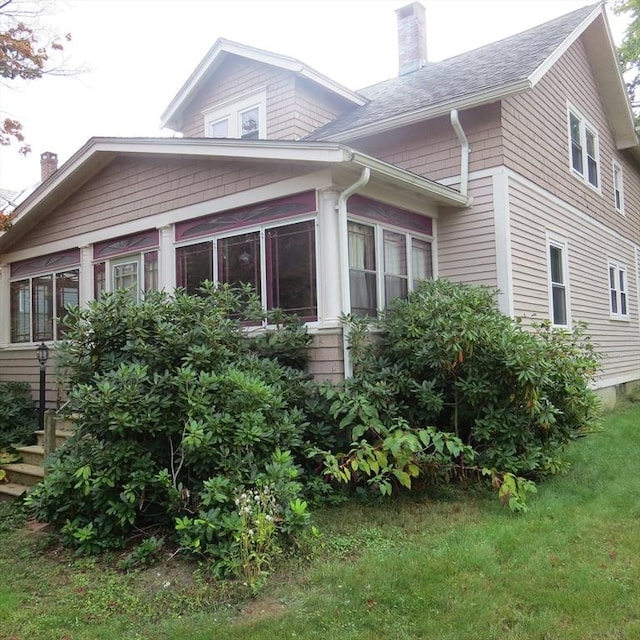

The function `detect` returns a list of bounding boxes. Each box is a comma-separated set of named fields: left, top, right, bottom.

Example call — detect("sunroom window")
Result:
left=10, top=269, right=79, bottom=343
left=348, top=221, right=433, bottom=317
left=9, top=250, right=81, bottom=343
left=176, top=220, right=317, bottom=320
left=93, top=230, right=159, bottom=301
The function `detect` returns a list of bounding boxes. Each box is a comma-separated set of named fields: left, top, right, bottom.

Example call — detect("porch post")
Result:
left=317, top=188, right=342, bottom=325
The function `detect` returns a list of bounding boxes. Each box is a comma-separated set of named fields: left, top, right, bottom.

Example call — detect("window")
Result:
left=548, top=240, right=569, bottom=327
left=93, top=230, right=159, bottom=300
left=568, top=106, right=599, bottom=189
left=608, top=262, right=628, bottom=319
left=348, top=221, right=433, bottom=317
left=204, top=90, right=266, bottom=140
left=613, top=162, right=624, bottom=213
left=10, top=269, right=79, bottom=343
left=266, top=222, right=316, bottom=316
left=348, top=222, right=377, bottom=316
left=94, top=251, right=158, bottom=302
left=176, top=220, right=317, bottom=319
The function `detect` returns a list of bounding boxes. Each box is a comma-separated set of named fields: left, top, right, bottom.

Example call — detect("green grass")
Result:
left=1, top=402, right=639, bottom=639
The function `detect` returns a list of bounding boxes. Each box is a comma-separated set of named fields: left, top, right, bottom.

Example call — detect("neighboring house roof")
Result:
left=0, top=136, right=470, bottom=253
left=0, top=188, right=18, bottom=212
left=305, top=3, right=637, bottom=150
left=0, top=183, right=39, bottom=215
left=161, top=38, right=368, bottom=132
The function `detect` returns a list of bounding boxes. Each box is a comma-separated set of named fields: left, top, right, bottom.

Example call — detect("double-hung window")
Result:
left=613, top=162, right=624, bottom=214
left=347, top=221, right=433, bottom=317
left=548, top=239, right=569, bottom=327
left=93, top=230, right=159, bottom=301
left=204, top=90, right=266, bottom=140
left=608, top=262, right=628, bottom=319
left=568, top=106, right=599, bottom=189
left=9, top=250, right=80, bottom=343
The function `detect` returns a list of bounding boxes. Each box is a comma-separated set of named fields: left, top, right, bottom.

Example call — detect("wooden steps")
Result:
left=0, top=414, right=75, bottom=502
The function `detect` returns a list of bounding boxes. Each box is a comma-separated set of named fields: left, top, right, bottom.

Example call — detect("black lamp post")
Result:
left=36, top=342, right=49, bottom=431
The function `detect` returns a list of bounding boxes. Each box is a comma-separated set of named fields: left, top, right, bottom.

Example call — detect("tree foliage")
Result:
left=0, top=0, right=72, bottom=154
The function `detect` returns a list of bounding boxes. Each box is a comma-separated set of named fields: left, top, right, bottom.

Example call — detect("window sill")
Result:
left=570, top=170, right=601, bottom=196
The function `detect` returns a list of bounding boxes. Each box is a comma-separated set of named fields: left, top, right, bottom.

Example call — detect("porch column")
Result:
left=157, top=224, right=175, bottom=292
left=79, top=245, right=92, bottom=306
left=317, top=188, right=342, bottom=325
left=0, top=263, right=9, bottom=344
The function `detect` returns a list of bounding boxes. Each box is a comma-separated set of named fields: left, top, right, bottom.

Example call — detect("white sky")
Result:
left=0, top=0, right=628, bottom=191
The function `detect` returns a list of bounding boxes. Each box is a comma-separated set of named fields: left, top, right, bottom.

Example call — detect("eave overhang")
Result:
left=160, top=39, right=367, bottom=132
left=0, top=137, right=470, bottom=254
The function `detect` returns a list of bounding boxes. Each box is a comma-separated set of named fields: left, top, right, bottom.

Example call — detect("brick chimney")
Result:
left=40, top=151, right=58, bottom=182
left=396, top=2, right=427, bottom=76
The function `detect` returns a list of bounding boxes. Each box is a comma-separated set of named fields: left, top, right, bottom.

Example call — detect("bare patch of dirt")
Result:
left=240, top=595, right=287, bottom=622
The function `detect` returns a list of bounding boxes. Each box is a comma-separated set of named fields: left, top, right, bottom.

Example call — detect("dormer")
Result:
left=160, top=39, right=367, bottom=141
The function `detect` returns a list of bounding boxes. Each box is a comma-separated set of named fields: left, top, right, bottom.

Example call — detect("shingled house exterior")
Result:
left=0, top=2, right=638, bottom=407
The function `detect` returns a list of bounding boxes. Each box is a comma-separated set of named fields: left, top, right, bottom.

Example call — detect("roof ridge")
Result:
left=357, top=2, right=601, bottom=93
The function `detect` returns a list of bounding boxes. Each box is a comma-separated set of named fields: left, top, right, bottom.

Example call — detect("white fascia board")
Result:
left=528, top=3, right=603, bottom=88
left=89, top=138, right=353, bottom=163
left=0, top=138, right=352, bottom=252
left=317, top=80, right=532, bottom=143
left=160, top=39, right=366, bottom=130
left=529, top=5, right=637, bottom=150
left=350, top=151, right=471, bottom=207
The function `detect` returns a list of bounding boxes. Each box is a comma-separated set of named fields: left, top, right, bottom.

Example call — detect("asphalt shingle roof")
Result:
left=305, top=3, right=599, bottom=140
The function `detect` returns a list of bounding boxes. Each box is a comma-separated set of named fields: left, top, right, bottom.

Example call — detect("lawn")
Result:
left=1, top=401, right=639, bottom=640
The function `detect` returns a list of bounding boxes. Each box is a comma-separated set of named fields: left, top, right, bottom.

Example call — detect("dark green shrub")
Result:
left=351, top=280, right=599, bottom=478
left=26, top=286, right=316, bottom=578
left=0, top=381, right=37, bottom=449
left=319, top=280, right=600, bottom=506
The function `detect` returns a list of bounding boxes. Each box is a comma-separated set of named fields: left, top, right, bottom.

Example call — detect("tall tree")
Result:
left=614, top=0, right=640, bottom=121
left=0, top=0, right=71, bottom=155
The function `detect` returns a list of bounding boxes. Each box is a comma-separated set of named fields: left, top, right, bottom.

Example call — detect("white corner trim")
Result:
left=493, top=169, right=514, bottom=317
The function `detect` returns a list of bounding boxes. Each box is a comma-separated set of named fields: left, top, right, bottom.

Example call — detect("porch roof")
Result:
left=0, top=137, right=470, bottom=253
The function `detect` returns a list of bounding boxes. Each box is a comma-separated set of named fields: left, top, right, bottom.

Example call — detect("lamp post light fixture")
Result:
left=36, top=342, right=49, bottom=431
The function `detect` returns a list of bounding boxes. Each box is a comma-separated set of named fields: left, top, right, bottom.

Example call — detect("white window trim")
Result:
left=608, top=260, right=629, bottom=321
left=546, top=233, right=571, bottom=328
left=612, top=161, right=625, bottom=215
left=567, top=103, right=601, bottom=193
left=203, top=89, right=267, bottom=140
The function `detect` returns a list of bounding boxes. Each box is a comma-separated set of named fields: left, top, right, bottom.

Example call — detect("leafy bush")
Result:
left=0, top=381, right=37, bottom=449
left=380, top=280, right=600, bottom=476
left=26, top=285, right=316, bottom=579
left=319, top=280, right=600, bottom=505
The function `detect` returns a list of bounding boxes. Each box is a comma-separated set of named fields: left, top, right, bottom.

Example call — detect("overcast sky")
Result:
left=0, top=0, right=628, bottom=191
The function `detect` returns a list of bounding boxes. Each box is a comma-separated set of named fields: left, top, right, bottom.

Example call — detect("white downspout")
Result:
left=336, top=167, right=370, bottom=378
left=450, top=109, right=469, bottom=197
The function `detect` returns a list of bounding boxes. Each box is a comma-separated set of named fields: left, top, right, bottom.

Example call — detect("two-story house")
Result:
left=0, top=1, right=638, bottom=408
